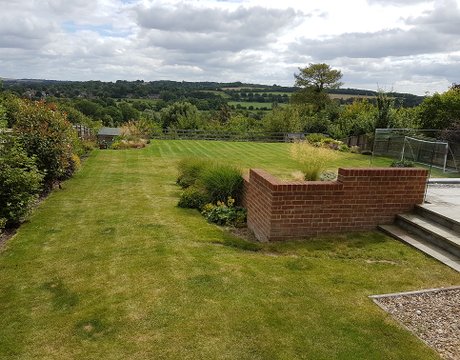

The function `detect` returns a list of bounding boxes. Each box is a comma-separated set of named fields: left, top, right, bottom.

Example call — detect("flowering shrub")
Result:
left=13, top=100, right=78, bottom=186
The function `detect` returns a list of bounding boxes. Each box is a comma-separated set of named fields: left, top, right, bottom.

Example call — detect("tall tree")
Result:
left=294, top=63, right=343, bottom=93
left=292, top=63, right=343, bottom=111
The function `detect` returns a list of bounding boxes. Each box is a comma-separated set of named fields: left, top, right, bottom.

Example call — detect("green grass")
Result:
left=0, top=140, right=459, bottom=359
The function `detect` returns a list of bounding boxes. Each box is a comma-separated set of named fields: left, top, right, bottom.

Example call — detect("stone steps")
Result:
left=378, top=205, right=460, bottom=272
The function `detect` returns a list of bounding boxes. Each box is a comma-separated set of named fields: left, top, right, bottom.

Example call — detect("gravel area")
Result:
left=373, top=287, right=460, bottom=360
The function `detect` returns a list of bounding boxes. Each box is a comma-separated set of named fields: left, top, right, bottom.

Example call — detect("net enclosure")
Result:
left=373, top=128, right=458, bottom=172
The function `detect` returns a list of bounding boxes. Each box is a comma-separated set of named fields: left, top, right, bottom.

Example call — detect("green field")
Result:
left=228, top=101, right=273, bottom=109
left=1, top=140, right=458, bottom=359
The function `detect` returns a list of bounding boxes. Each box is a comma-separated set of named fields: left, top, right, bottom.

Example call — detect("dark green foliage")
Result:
left=176, top=157, right=209, bottom=189
left=390, top=159, right=415, bottom=168
left=375, top=90, right=394, bottom=128
left=306, top=133, right=328, bottom=144
left=178, top=186, right=210, bottom=209
left=201, top=198, right=247, bottom=227
left=160, top=102, right=202, bottom=129
left=0, top=134, right=44, bottom=227
left=419, top=88, right=460, bottom=130
left=200, top=164, right=244, bottom=204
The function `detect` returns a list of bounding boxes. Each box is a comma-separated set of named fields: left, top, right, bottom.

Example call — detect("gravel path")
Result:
left=373, top=287, right=460, bottom=360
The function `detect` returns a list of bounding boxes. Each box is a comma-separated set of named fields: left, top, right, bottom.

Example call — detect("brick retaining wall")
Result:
left=243, top=168, right=428, bottom=242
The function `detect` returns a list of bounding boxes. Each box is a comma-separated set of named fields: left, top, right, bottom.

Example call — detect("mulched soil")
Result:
left=373, top=287, right=460, bottom=360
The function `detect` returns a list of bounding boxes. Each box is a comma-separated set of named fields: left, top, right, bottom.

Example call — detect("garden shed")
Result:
left=97, top=127, right=121, bottom=147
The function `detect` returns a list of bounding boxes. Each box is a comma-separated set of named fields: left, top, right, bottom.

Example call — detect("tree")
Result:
left=375, top=90, right=394, bottom=128
left=293, top=63, right=343, bottom=110
left=418, top=87, right=460, bottom=129
left=160, top=102, right=202, bottom=129
left=328, top=100, right=376, bottom=138
left=294, top=63, right=343, bottom=92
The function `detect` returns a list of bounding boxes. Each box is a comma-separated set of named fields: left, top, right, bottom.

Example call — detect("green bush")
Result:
left=13, top=100, right=78, bottom=186
left=0, top=135, right=44, bottom=226
left=390, top=159, right=415, bottom=168
left=201, top=198, right=247, bottom=227
left=178, top=186, right=210, bottom=209
left=200, top=163, right=244, bottom=204
left=306, top=133, right=328, bottom=144
left=0, top=218, right=6, bottom=234
left=176, top=157, right=210, bottom=189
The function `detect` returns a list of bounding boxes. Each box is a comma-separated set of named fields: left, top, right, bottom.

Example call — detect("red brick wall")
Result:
left=244, top=168, right=428, bottom=241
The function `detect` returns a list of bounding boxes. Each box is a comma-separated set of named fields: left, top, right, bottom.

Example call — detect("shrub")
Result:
left=337, top=143, right=350, bottom=152
left=176, top=157, right=209, bottom=189
left=200, top=163, right=244, bottom=204
left=390, top=159, right=415, bottom=168
left=0, top=218, right=6, bottom=234
left=306, top=133, right=328, bottom=144
left=290, top=141, right=338, bottom=181
left=0, top=135, right=44, bottom=226
left=201, top=197, right=247, bottom=227
left=13, top=100, right=77, bottom=187
left=111, top=138, right=147, bottom=149
left=63, top=154, right=81, bottom=179
left=178, top=186, right=210, bottom=209
left=80, top=140, right=98, bottom=155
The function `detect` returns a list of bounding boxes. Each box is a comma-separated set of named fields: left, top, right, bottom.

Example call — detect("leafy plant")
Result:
left=13, top=100, right=78, bottom=186
left=0, top=134, right=44, bottom=226
left=306, top=133, right=328, bottom=144
left=201, top=197, right=247, bottom=227
left=0, top=217, right=6, bottom=234
left=390, top=159, right=415, bottom=168
left=200, top=163, right=244, bottom=204
left=178, top=186, right=210, bottom=209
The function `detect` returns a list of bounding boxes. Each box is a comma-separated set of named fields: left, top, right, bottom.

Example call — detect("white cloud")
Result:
left=0, top=0, right=459, bottom=95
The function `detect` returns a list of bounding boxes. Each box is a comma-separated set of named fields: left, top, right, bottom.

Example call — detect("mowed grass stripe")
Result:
left=0, top=142, right=458, bottom=359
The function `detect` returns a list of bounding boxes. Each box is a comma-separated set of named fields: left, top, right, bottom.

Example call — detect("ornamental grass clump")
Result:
left=200, top=163, right=244, bottom=204
left=176, top=157, right=209, bottom=189
left=290, top=140, right=339, bottom=181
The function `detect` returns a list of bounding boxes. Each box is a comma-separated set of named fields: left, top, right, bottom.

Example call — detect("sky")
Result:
left=1, top=0, right=460, bottom=95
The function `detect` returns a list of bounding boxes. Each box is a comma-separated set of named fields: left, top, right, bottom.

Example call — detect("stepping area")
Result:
left=379, top=181, right=460, bottom=272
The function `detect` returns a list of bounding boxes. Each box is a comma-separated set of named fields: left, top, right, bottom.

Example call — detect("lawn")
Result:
left=0, top=140, right=459, bottom=359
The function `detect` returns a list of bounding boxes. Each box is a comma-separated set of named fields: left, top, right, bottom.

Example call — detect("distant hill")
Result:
left=1, top=78, right=425, bottom=107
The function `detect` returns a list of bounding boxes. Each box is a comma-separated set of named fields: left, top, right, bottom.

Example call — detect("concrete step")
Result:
left=395, top=213, right=460, bottom=258
left=415, top=204, right=460, bottom=230
left=378, top=224, right=460, bottom=272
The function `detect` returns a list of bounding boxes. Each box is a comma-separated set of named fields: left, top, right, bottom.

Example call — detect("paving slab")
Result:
left=425, top=184, right=460, bottom=209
